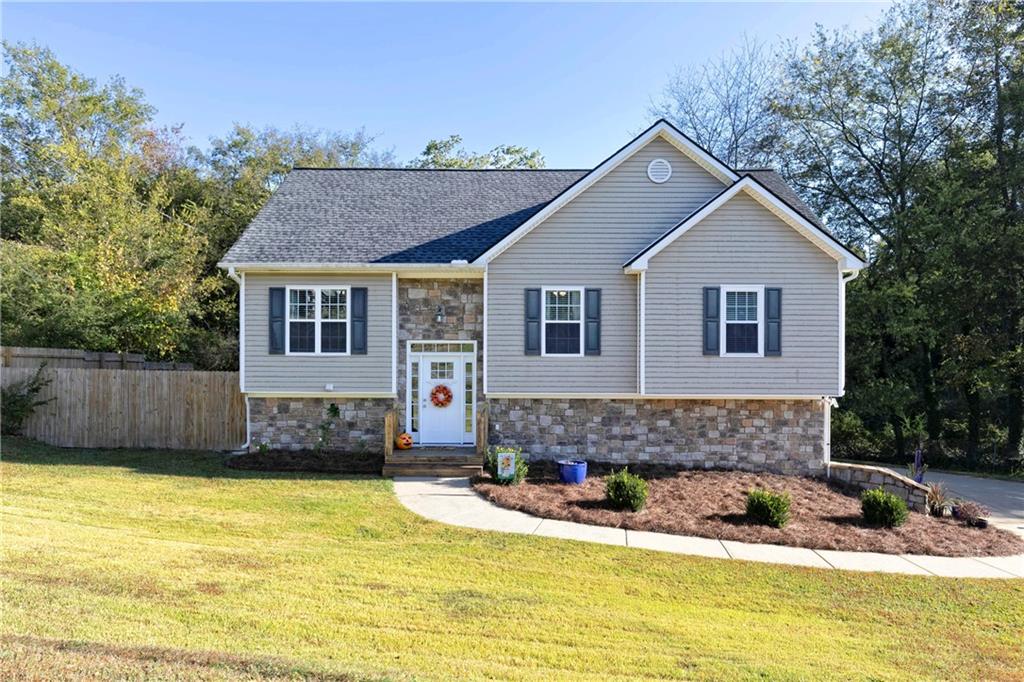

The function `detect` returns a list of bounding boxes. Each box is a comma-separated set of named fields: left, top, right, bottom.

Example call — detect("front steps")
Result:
left=383, top=447, right=483, bottom=478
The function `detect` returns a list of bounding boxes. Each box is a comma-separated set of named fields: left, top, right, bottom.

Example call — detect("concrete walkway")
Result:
left=394, top=477, right=1024, bottom=579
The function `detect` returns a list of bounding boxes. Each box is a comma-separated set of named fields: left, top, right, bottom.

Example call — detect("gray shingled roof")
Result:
left=221, top=166, right=826, bottom=265
left=221, top=168, right=588, bottom=264
left=737, top=169, right=824, bottom=229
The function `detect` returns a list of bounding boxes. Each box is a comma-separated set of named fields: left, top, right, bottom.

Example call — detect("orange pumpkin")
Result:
left=395, top=432, right=414, bottom=450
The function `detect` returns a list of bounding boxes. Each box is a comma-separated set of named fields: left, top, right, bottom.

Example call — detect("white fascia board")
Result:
left=218, top=262, right=485, bottom=278
left=471, top=120, right=739, bottom=265
left=624, top=178, right=867, bottom=273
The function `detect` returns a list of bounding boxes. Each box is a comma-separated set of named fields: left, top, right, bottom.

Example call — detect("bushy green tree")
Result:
left=409, top=134, right=544, bottom=169
left=1, top=43, right=203, bottom=358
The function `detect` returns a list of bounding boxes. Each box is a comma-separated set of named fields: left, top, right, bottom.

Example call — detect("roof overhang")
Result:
left=623, top=176, right=867, bottom=273
left=217, top=261, right=485, bottom=278
left=471, top=119, right=740, bottom=265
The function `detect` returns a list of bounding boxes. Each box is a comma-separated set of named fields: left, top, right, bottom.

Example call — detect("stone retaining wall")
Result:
left=248, top=397, right=393, bottom=452
left=487, top=398, right=826, bottom=476
left=827, top=462, right=928, bottom=512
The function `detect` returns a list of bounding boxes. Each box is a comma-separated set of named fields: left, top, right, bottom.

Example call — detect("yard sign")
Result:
left=496, top=448, right=517, bottom=482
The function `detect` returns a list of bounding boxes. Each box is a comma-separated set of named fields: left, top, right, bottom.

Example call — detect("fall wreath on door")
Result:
left=430, top=384, right=453, bottom=408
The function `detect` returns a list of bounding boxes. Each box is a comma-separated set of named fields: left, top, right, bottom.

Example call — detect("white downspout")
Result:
left=839, top=268, right=859, bottom=395
left=830, top=268, right=859, bottom=475
left=638, top=271, right=646, bottom=396
left=226, top=267, right=250, bottom=452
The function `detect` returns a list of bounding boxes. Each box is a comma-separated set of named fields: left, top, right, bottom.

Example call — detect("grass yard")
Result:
left=2, top=438, right=1022, bottom=681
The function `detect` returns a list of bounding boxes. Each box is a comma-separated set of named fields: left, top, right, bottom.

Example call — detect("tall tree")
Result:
left=409, top=134, right=544, bottom=169
left=650, top=36, right=781, bottom=167
left=1, top=43, right=204, bottom=358
left=951, top=0, right=1024, bottom=458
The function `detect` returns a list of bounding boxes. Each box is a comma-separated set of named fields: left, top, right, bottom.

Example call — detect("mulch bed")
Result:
left=225, top=449, right=382, bottom=475
left=473, top=463, right=1024, bottom=557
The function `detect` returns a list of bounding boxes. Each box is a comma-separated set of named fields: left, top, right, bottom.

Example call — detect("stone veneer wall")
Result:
left=396, top=279, right=483, bottom=434
left=827, top=462, right=928, bottom=512
left=487, top=398, right=826, bottom=475
left=248, top=397, right=393, bottom=452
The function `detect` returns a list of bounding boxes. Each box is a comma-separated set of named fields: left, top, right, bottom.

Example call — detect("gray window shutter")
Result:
left=351, top=287, right=368, bottom=355
left=524, top=288, right=541, bottom=355
left=703, top=287, right=720, bottom=355
left=269, top=287, right=285, bottom=355
left=765, top=287, right=781, bottom=356
left=585, top=288, right=601, bottom=355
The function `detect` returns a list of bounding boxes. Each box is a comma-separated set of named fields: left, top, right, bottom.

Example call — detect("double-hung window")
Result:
left=286, top=286, right=349, bottom=354
left=721, top=285, right=763, bottom=356
left=542, top=287, right=583, bottom=356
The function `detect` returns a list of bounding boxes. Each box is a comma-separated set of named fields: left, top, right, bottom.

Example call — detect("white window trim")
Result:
left=720, top=284, right=764, bottom=358
left=285, top=285, right=351, bottom=356
left=540, top=286, right=585, bottom=357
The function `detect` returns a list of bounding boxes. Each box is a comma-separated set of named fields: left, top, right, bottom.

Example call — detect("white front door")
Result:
left=418, top=354, right=466, bottom=445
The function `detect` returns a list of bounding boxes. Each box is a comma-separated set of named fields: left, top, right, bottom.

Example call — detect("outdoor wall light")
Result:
left=435, top=305, right=446, bottom=323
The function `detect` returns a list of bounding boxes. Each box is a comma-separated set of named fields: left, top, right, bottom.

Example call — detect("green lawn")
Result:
left=2, top=437, right=1022, bottom=681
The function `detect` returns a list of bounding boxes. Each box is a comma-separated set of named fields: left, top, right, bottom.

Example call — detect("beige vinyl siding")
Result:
left=243, top=273, right=393, bottom=394
left=645, top=192, right=841, bottom=395
left=487, top=138, right=726, bottom=393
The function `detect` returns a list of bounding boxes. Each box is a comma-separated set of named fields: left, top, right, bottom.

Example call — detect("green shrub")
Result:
left=861, top=488, right=909, bottom=527
left=605, top=469, right=648, bottom=511
left=485, top=446, right=527, bottom=485
left=1, top=363, right=53, bottom=435
left=745, top=489, right=791, bottom=528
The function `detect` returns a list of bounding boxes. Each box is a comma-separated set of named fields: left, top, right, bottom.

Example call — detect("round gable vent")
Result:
left=647, top=158, right=672, bottom=184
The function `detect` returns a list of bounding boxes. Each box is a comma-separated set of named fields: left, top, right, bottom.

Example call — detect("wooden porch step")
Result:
left=382, top=463, right=483, bottom=478
left=386, top=454, right=483, bottom=465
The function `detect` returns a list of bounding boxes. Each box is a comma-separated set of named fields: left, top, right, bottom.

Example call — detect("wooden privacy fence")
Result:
left=0, top=346, right=193, bottom=371
left=1, top=368, right=244, bottom=450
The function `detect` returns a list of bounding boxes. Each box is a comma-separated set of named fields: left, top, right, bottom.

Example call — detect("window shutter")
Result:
left=269, top=287, right=285, bottom=355
left=765, top=287, right=781, bottom=356
left=703, top=287, right=720, bottom=355
left=585, top=288, right=601, bottom=355
left=524, top=288, right=541, bottom=355
left=351, top=287, right=368, bottom=355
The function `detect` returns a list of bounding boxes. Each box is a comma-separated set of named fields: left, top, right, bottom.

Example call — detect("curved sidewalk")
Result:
left=394, top=477, right=1024, bottom=579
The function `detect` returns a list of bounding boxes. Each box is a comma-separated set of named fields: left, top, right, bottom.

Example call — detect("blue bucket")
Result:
left=557, top=459, right=588, bottom=485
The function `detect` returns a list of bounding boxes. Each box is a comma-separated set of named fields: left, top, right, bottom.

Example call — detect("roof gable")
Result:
left=624, top=175, right=866, bottom=271
left=471, top=120, right=739, bottom=264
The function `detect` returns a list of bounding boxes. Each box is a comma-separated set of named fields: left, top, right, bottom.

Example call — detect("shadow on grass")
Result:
left=0, top=436, right=384, bottom=481
left=2, top=634, right=363, bottom=682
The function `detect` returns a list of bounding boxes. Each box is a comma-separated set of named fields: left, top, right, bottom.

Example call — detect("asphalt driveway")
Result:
left=925, top=471, right=1024, bottom=536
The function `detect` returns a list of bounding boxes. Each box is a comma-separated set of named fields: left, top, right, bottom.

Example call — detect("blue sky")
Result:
left=5, top=2, right=889, bottom=167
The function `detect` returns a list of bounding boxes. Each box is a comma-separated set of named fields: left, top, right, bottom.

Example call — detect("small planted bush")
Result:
left=953, top=500, right=989, bottom=528
left=485, top=446, right=527, bottom=485
left=605, top=468, right=648, bottom=512
left=745, top=489, right=791, bottom=528
left=925, top=483, right=952, bottom=517
left=1, top=363, right=53, bottom=435
left=861, top=488, right=909, bottom=528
